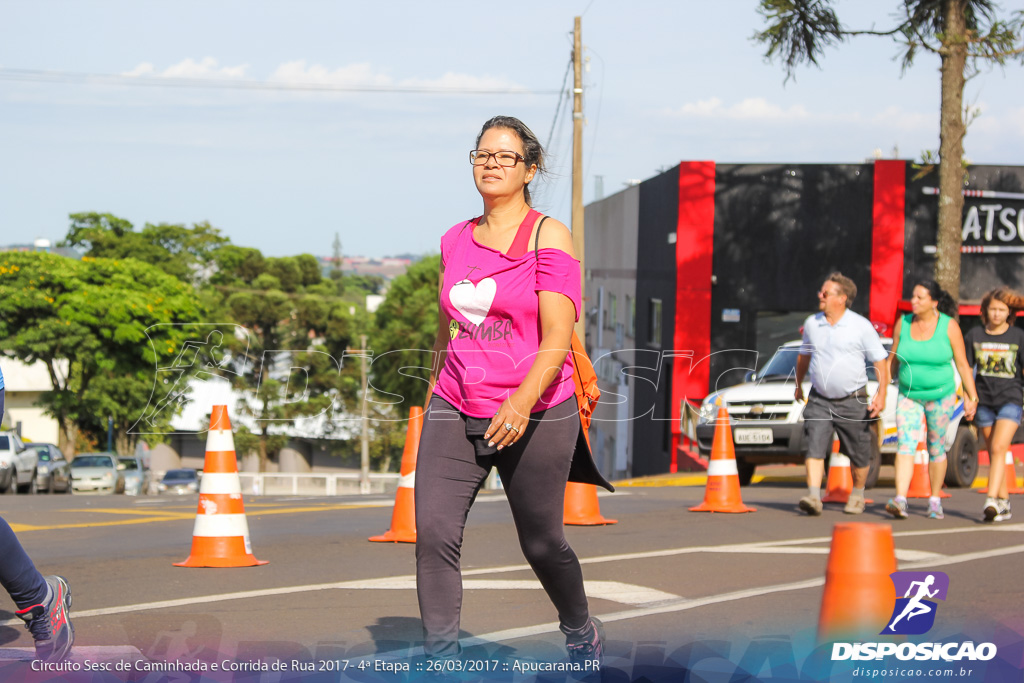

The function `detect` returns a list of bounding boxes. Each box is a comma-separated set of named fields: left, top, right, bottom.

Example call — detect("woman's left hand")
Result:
left=485, top=393, right=535, bottom=450
left=964, top=397, right=977, bottom=421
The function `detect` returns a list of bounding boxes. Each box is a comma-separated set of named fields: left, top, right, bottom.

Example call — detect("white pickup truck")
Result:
left=693, top=340, right=978, bottom=488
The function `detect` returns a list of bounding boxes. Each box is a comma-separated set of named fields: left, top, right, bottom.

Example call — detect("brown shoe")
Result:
left=798, top=496, right=823, bottom=516
left=843, top=494, right=866, bottom=514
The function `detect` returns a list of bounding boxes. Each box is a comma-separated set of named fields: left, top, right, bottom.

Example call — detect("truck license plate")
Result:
left=734, top=428, right=773, bottom=444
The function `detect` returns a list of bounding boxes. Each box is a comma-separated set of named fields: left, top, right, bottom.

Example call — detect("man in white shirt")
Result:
left=794, top=273, right=889, bottom=515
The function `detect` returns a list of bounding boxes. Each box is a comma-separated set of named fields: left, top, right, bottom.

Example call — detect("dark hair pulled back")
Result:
left=913, top=279, right=958, bottom=318
left=476, top=116, right=545, bottom=206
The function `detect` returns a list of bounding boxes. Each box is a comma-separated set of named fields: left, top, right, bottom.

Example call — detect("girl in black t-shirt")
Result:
left=966, top=287, right=1024, bottom=522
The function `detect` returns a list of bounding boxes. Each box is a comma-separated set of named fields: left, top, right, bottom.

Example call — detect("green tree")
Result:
left=0, top=253, right=204, bottom=454
left=346, top=274, right=385, bottom=296
left=755, top=0, right=1024, bottom=300
left=211, top=245, right=266, bottom=285
left=203, top=248, right=365, bottom=472
left=369, top=255, right=441, bottom=412
left=62, top=212, right=229, bottom=285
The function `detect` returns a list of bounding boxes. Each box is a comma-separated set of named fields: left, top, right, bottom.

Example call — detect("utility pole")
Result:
left=571, top=16, right=585, bottom=345
left=346, top=334, right=372, bottom=494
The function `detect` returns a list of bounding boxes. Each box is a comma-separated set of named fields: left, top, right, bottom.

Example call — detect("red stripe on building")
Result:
left=870, top=160, right=906, bottom=327
left=674, top=162, right=716, bottom=455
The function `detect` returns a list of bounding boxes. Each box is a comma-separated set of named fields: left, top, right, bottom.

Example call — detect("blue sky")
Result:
left=1, top=0, right=1022, bottom=258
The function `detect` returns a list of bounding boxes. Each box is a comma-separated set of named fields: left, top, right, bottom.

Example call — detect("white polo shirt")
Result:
left=800, top=309, right=887, bottom=399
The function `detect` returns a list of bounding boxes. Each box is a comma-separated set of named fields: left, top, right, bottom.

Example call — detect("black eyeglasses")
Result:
left=469, top=150, right=525, bottom=167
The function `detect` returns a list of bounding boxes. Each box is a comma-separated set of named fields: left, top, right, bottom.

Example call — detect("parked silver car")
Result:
left=157, top=468, right=200, bottom=495
left=70, top=453, right=125, bottom=494
left=28, top=443, right=72, bottom=493
left=118, top=456, right=150, bottom=496
left=0, top=431, right=40, bottom=494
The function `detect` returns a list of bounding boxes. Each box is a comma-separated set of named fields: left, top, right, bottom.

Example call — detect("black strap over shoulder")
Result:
left=533, top=216, right=548, bottom=260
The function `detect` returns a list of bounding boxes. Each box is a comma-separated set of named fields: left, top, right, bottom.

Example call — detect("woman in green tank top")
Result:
left=886, top=280, right=978, bottom=520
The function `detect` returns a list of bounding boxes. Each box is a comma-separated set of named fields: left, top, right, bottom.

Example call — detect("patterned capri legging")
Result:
left=895, top=392, right=958, bottom=462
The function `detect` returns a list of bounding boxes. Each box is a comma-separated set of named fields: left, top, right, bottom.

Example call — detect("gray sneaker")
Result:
left=15, top=576, right=74, bottom=662
left=994, top=499, right=1012, bottom=522
left=886, top=498, right=909, bottom=519
left=843, top=494, right=866, bottom=514
left=798, top=496, right=823, bottom=516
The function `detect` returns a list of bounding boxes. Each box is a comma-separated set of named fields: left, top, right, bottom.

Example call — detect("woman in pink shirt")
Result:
left=417, top=116, right=608, bottom=668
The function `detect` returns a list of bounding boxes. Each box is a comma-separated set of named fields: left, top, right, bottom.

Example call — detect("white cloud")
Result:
left=268, top=60, right=393, bottom=87
left=400, top=71, right=526, bottom=91
left=663, top=97, right=809, bottom=121
left=122, top=62, right=155, bottom=77
left=868, top=105, right=932, bottom=131
left=268, top=60, right=526, bottom=91
left=121, top=57, right=250, bottom=79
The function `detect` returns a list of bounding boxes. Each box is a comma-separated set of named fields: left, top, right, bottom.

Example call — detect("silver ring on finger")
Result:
left=504, top=422, right=513, bottom=431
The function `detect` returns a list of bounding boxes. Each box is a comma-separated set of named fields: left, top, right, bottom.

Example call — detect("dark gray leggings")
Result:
left=415, top=395, right=589, bottom=657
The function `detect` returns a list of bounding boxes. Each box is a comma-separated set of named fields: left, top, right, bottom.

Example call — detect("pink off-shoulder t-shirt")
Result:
left=432, top=216, right=582, bottom=418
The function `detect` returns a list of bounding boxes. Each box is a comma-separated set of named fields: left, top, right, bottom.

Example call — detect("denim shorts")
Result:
left=974, top=402, right=1024, bottom=428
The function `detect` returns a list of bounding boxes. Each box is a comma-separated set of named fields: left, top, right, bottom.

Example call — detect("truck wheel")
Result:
left=737, top=460, right=756, bottom=486
left=944, top=426, right=979, bottom=488
left=865, top=436, right=882, bottom=490
left=4, top=469, right=17, bottom=495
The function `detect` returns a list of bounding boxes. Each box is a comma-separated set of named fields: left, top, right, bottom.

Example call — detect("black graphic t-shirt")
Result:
left=965, top=325, right=1024, bottom=409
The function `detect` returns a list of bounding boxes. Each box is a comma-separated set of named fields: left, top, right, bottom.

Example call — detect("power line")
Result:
left=546, top=58, right=574, bottom=149
left=0, top=68, right=561, bottom=96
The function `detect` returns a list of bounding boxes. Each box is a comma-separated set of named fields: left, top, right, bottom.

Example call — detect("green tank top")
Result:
left=897, top=312, right=955, bottom=400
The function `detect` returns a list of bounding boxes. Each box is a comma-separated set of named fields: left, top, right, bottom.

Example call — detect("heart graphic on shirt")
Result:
left=449, top=278, right=496, bottom=326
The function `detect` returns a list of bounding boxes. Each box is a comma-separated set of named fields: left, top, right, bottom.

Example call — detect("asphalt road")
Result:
left=1, top=478, right=1023, bottom=681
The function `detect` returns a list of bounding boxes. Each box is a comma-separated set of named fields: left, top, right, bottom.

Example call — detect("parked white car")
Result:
left=694, top=339, right=978, bottom=488
left=0, top=430, right=40, bottom=494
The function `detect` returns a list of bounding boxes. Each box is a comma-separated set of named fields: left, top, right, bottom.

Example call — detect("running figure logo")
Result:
left=883, top=571, right=950, bottom=635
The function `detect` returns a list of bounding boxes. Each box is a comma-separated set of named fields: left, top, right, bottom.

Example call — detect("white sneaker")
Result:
left=983, top=497, right=999, bottom=522
left=994, top=499, right=1012, bottom=522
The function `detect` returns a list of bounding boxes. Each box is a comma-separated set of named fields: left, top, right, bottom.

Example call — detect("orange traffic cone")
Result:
left=907, top=442, right=950, bottom=499
left=175, top=406, right=267, bottom=568
left=564, top=482, right=618, bottom=525
left=690, top=408, right=756, bottom=513
left=817, top=523, right=897, bottom=642
left=979, top=451, right=1024, bottom=495
left=822, top=439, right=873, bottom=504
left=370, top=406, right=423, bottom=543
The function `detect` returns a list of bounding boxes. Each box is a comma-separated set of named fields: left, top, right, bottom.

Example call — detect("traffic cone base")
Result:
left=564, top=482, right=617, bottom=525
left=175, top=405, right=267, bottom=568
left=821, top=452, right=874, bottom=504
left=370, top=406, right=422, bottom=544
left=907, top=445, right=950, bottom=499
left=690, top=408, right=756, bottom=513
left=818, top=523, right=897, bottom=642
left=175, top=536, right=267, bottom=568
left=369, top=483, right=417, bottom=543
left=979, top=451, right=1024, bottom=495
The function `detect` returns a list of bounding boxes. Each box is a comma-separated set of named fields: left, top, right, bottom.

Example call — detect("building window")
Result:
left=626, top=295, right=636, bottom=338
left=606, top=294, right=617, bottom=330
left=649, top=298, right=663, bottom=348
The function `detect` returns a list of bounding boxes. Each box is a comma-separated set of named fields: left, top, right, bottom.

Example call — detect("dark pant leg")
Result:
left=497, top=398, right=590, bottom=632
left=802, top=392, right=836, bottom=461
left=414, top=397, right=492, bottom=657
left=0, top=388, right=47, bottom=609
left=0, top=516, right=48, bottom=610
left=829, top=396, right=874, bottom=469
